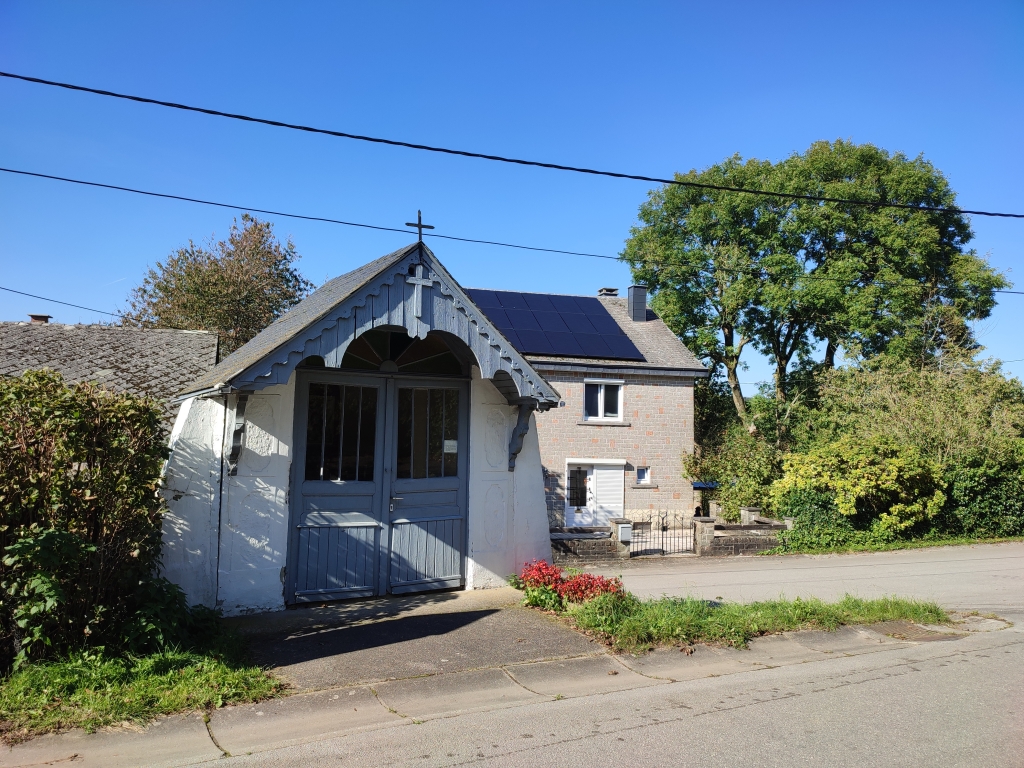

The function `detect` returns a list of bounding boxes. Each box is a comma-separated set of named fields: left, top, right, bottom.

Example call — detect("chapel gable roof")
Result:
left=182, top=243, right=419, bottom=395
left=179, top=243, right=560, bottom=406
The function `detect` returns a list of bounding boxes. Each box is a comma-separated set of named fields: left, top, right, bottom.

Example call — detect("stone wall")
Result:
left=550, top=537, right=621, bottom=564
left=694, top=518, right=784, bottom=557
left=700, top=534, right=779, bottom=557
left=533, top=370, right=696, bottom=527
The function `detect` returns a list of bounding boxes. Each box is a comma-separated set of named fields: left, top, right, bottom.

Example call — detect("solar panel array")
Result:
left=465, top=289, right=646, bottom=361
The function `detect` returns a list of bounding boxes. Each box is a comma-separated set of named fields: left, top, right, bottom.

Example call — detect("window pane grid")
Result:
left=397, top=387, right=460, bottom=479
left=304, top=384, right=378, bottom=482
left=584, top=382, right=622, bottom=420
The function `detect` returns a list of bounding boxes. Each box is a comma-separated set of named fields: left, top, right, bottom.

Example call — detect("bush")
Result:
left=940, top=459, right=1024, bottom=538
left=511, top=561, right=623, bottom=611
left=684, top=423, right=781, bottom=521
left=0, top=370, right=192, bottom=669
left=772, top=489, right=890, bottom=550
left=770, top=435, right=945, bottom=534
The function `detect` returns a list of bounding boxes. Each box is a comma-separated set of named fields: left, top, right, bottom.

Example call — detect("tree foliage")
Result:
left=771, top=435, right=946, bottom=534
left=121, top=214, right=314, bottom=355
left=0, top=371, right=199, bottom=670
left=769, top=360, right=1024, bottom=547
left=623, top=140, right=1009, bottom=428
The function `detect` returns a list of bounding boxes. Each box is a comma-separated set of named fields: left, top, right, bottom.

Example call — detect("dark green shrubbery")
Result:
left=695, top=360, right=1024, bottom=551
left=0, top=370, right=204, bottom=670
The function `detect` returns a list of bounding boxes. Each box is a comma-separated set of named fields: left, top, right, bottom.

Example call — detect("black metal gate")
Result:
left=626, top=512, right=694, bottom=556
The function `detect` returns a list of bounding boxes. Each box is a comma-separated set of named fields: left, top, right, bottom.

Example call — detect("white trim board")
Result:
left=566, top=458, right=628, bottom=465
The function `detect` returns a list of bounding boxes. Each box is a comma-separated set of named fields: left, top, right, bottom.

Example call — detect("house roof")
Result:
left=182, top=243, right=418, bottom=395
left=0, top=322, right=219, bottom=423
left=468, top=293, right=706, bottom=374
left=178, top=243, right=561, bottom=406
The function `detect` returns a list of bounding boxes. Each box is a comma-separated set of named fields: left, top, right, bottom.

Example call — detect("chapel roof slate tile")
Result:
left=180, top=243, right=419, bottom=395
left=0, top=322, right=219, bottom=425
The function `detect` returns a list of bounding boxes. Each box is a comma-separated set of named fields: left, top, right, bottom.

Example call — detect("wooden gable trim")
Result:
left=225, top=246, right=560, bottom=406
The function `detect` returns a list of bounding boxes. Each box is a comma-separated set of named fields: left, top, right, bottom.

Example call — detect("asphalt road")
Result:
left=6, top=544, right=1022, bottom=767
left=592, top=541, right=1024, bottom=615
left=220, top=543, right=1024, bottom=768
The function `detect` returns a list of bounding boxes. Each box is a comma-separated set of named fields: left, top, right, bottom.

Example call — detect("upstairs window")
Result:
left=583, top=380, right=623, bottom=421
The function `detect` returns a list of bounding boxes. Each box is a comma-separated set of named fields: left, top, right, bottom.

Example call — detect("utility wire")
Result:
left=2, top=70, right=1022, bottom=221
left=0, top=167, right=611, bottom=260
left=0, top=285, right=118, bottom=316
left=4, top=165, right=1022, bottom=298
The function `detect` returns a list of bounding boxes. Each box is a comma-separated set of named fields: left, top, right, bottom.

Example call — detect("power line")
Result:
left=4, top=165, right=1022, bottom=299
left=0, top=285, right=117, bottom=316
left=0, top=167, right=611, bottom=260
left=2, top=69, right=1022, bottom=221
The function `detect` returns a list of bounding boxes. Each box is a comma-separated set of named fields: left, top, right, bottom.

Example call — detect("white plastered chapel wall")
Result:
left=465, top=368, right=551, bottom=589
left=163, top=367, right=551, bottom=614
left=161, top=395, right=225, bottom=608
left=216, top=379, right=295, bottom=616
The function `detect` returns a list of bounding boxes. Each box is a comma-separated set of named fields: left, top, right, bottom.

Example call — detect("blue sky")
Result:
left=1, top=2, right=1022, bottom=385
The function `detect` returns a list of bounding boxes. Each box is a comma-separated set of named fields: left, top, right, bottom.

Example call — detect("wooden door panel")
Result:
left=294, top=524, right=378, bottom=599
left=387, top=381, right=468, bottom=594
left=289, top=372, right=386, bottom=602
left=389, top=518, right=463, bottom=593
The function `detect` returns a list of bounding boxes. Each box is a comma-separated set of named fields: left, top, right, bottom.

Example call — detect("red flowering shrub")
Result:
left=558, top=573, right=623, bottom=603
left=515, top=560, right=623, bottom=608
left=519, top=559, right=564, bottom=589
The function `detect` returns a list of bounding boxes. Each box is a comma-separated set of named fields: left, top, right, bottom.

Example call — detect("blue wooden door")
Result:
left=386, top=379, right=468, bottom=594
left=289, top=372, right=467, bottom=602
left=290, top=372, right=387, bottom=601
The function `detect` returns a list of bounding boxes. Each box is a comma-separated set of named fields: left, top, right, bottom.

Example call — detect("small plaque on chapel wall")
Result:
left=443, top=440, right=458, bottom=454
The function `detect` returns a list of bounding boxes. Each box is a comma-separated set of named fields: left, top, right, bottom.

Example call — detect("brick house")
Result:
left=465, top=285, right=708, bottom=529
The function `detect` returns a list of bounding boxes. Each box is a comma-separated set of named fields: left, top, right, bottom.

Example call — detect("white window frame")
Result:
left=582, top=379, right=625, bottom=422
left=636, top=466, right=652, bottom=485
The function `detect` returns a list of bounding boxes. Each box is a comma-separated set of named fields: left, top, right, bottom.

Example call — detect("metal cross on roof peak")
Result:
left=404, top=210, right=435, bottom=241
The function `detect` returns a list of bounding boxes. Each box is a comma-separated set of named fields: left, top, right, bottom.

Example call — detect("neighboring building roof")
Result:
left=468, top=292, right=707, bottom=375
left=0, top=322, right=219, bottom=422
left=183, top=243, right=418, bottom=395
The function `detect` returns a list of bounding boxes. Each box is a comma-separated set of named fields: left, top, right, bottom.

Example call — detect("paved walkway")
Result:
left=4, top=543, right=1022, bottom=767
left=227, top=587, right=599, bottom=691
left=7, top=613, right=1010, bottom=767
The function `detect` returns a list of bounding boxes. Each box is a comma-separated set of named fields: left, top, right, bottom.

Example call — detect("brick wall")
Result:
left=533, top=370, right=696, bottom=527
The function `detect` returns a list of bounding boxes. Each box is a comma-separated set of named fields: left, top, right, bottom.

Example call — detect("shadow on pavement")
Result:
left=228, top=590, right=602, bottom=691
left=252, top=609, right=501, bottom=667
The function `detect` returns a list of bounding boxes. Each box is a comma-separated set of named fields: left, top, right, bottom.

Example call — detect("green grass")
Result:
left=567, top=593, right=949, bottom=653
left=765, top=534, right=1024, bottom=556
left=0, top=647, right=282, bottom=743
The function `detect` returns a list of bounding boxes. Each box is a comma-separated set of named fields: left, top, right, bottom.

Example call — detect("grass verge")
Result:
left=567, top=593, right=948, bottom=653
left=764, top=534, right=1024, bottom=556
left=0, top=644, right=281, bottom=743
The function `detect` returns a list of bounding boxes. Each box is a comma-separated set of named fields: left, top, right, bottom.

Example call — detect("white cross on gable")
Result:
left=406, top=263, right=433, bottom=318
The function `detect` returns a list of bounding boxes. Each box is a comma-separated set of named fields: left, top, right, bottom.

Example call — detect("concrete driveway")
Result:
left=225, top=586, right=600, bottom=691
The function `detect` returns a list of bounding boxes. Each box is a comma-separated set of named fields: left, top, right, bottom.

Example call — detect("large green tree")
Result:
left=623, top=141, right=1009, bottom=426
left=121, top=214, right=314, bottom=355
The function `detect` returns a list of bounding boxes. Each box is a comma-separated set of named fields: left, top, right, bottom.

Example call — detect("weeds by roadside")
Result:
left=0, top=630, right=281, bottom=743
left=567, top=592, right=949, bottom=653
left=764, top=534, right=1024, bottom=556
left=510, top=560, right=949, bottom=654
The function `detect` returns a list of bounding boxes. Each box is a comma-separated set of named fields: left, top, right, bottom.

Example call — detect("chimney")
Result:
left=627, top=286, right=648, bottom=321
left=28, top=314, right=52, bottom=325
left=597, top=287, right=619, bottom=297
